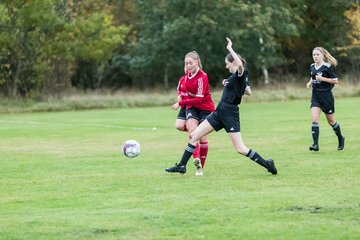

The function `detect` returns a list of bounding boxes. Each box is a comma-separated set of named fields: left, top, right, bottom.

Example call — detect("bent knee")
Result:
left=199, top=135, right=208, bottom=142
left=189, top=131, right=202, bottom=142
left=327, top=119, right=336, bottom=126
left=175, top=125, right=185, bottom=131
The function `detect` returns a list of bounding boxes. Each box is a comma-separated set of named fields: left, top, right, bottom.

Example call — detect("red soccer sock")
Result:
left=199, top=141, right=208, bottom=168
left=192, top=143, right=200, bottom=159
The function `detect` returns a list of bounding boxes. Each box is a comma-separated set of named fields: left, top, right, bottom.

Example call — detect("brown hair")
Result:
left=185, top=51, right=203, bottom=69
left=225, top=53, right=246, bottom=67
left=313, top=47, right=338, bottom=67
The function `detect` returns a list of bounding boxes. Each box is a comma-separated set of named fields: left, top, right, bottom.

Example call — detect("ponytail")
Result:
left=313, top=47, right=338, bottom=67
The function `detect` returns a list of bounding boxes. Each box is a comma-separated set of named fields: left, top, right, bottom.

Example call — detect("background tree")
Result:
left=0, top=0, right=127, bottom=98
left=288, top=0, right=354, bottom=77
left=231, top=0, right=303, bottom=84
left=67, top=0, right=128, bottom=92
left=0, top=0, right=358, bottom=97
left=117, top=0, right=304, bottom=89
left=338, top=1, right=360, bottom=76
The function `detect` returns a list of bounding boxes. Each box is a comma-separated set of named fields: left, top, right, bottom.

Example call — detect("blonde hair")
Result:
left=185, top=51, right=203, bottom=69
left=313, top=47, right=338, bottom=67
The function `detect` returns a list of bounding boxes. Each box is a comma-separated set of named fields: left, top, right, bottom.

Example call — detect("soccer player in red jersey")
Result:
left=171, top=51, right=215, bottom=176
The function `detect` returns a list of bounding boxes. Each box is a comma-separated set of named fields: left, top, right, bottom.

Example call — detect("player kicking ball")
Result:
left=165, top=37, right=277, bottom=175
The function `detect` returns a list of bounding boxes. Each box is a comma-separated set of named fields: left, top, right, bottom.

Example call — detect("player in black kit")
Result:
left=165, top=37, right=278, bottom=175
left=306, top=47, right=345, bottom=152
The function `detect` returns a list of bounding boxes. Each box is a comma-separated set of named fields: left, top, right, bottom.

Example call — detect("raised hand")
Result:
left=226, top=37, right=232, bottom=50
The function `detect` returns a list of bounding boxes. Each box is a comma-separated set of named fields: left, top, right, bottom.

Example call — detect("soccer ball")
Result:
left=122, top=140, right=141, bottom=158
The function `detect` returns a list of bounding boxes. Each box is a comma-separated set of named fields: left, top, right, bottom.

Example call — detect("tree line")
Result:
left=0, top=0, right=359, bottom=98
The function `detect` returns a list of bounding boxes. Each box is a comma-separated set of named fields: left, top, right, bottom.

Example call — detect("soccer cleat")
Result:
left=195, top=168, right=204, bottom=176
left=309, top=144, right=319, bottom=151
left=193, top=158, right=202, bottom=169
left=165, top=163, right=186, bottom=174
left=193, top=158, right=203, bottom=176
left=266, top=159, right=277, bottom=175
left=338, top=137, right=345, bottom=151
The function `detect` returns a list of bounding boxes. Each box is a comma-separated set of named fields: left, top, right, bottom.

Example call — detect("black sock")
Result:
left=179, top=143, right=196, bottom=166
left=246, top=149, right=269, bottom=169
left=332, top=122, right=343, bottom=140
left=312, top=122, right=319, bottom=145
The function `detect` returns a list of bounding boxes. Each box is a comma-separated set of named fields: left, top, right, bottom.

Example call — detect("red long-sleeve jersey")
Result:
left=179, top=69, right=215, bottom=112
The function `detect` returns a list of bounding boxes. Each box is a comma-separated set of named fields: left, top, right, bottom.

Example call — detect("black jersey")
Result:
left=220, top=70, right=249, bottom=105
left=310, top=62, right=337, bottom=92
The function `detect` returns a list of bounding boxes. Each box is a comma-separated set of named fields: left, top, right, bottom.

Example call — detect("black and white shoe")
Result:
left=193, top=158, right=203, bottom=176
left=267, top=159, right=278, bottom=175
left=165, top=163, right=186, bottom=174
left=309, top=144, right=319, bottom=152
left=338, top=137, right=345, bottom=151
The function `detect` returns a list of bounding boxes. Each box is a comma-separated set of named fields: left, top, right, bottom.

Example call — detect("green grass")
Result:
left=0, top=98, right=360, bottom=239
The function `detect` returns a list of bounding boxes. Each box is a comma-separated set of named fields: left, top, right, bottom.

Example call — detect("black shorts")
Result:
left=185, top=107, right=212, bottom=123
left=177, top=107, right=186, bottom=120
left=311, top=90, right=335, bottom=114
left=206, top=101, right=240, bottom=133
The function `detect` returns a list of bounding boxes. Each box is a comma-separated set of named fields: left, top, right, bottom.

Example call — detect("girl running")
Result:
left=306, top=47, right=345, bottom=151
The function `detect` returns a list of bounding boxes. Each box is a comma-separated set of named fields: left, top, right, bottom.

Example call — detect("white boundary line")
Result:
left=0, top=120, right=158, bottom=131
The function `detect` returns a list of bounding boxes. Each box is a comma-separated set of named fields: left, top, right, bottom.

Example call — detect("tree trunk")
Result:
left=10, top=59, right=21, bottom=98
left=262, top=66, right=269, bottom=84
left=164, top=65, right=169, bottom=91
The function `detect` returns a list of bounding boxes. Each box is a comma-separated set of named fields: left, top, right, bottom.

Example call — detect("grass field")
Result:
left=1, top=97, right=360, bottom=240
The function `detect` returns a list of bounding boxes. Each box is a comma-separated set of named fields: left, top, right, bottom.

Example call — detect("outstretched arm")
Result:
left=226, top=37, right=244, bottom=74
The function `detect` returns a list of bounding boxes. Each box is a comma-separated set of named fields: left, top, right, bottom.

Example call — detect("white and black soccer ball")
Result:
left=122, top=140, right=141, bottom=158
